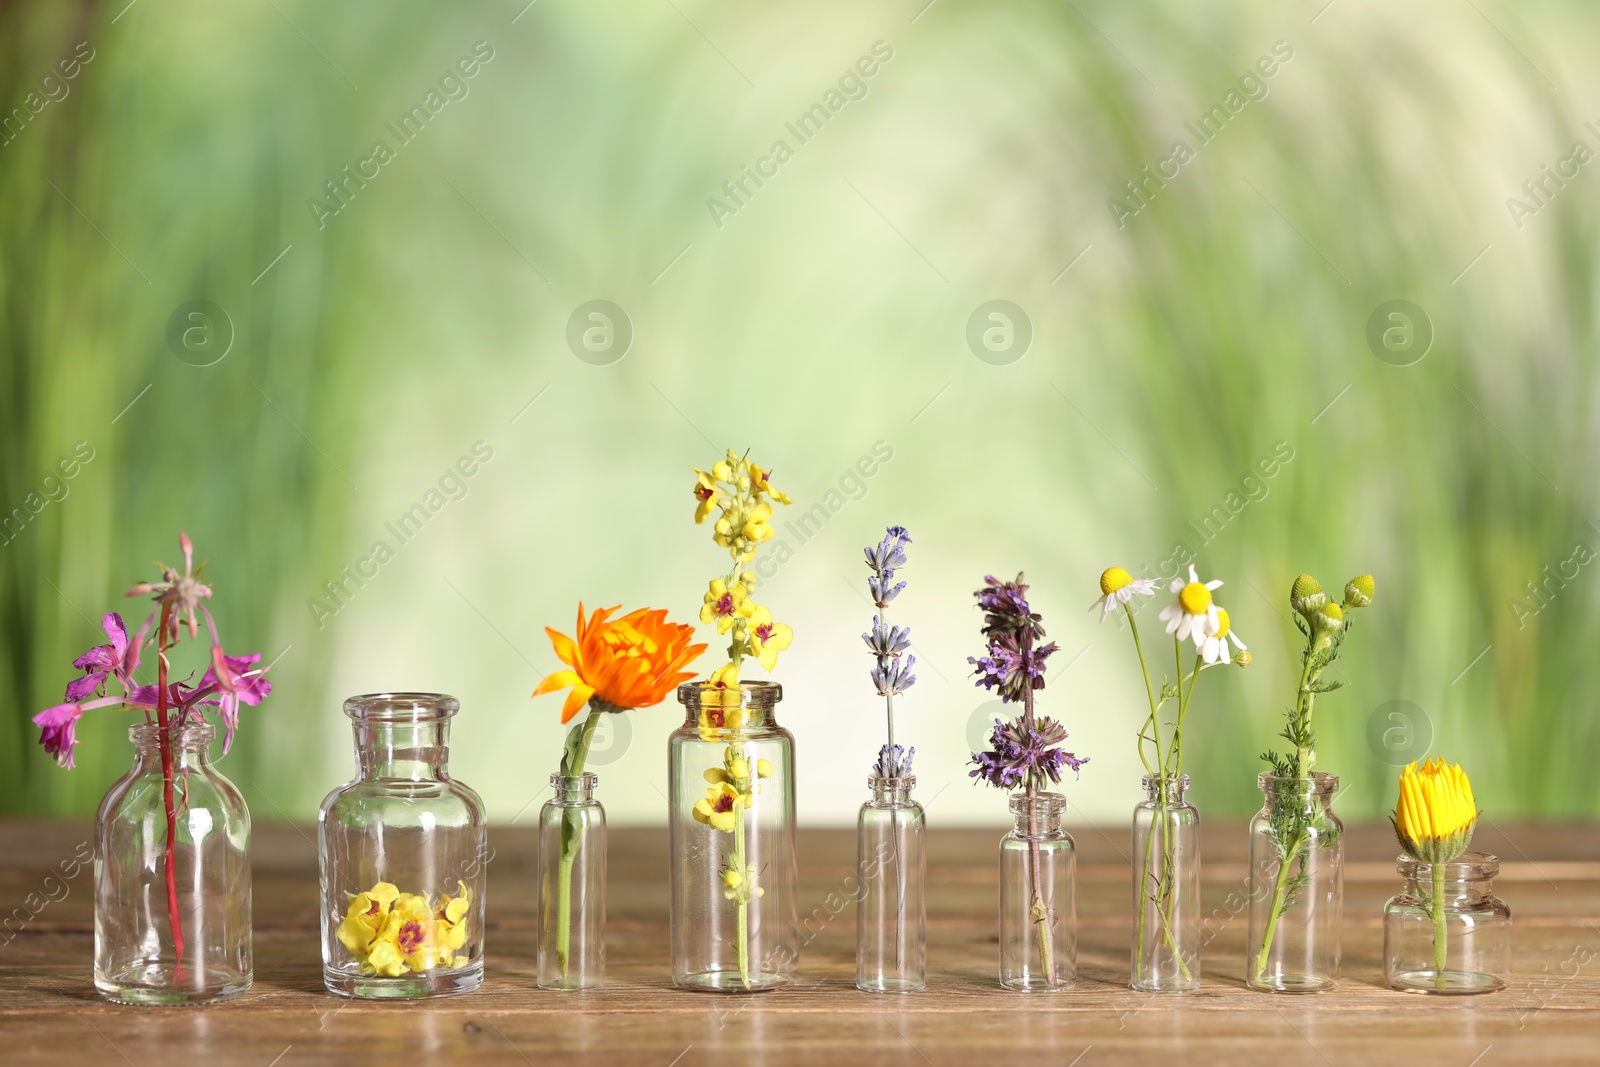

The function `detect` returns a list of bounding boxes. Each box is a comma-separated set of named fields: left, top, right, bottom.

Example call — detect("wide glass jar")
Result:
left=94, top=721, right=251, bottom=1005
left=537, top=772, right=606, bottom=990
left=857, top=773, right=926, bottom=993
left=318, top=693, right=488, bottom=998
left=1131, top=773, right=1199, bottom=992
left=1000, top=792, right=1075, bottom=991
left=669, top=680, right=797, bottom=992
left=1384, top=852, right=1510, bottom=994
left=1246, top=772, right=1343, bottom=993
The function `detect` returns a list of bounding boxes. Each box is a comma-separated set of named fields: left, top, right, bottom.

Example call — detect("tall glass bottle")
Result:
left=857, top=773, right=926, bottom=992
left=318, top=693, right=488, bottom=999
left=94, top=721, right=252, bottom=1005
left=1384, top=852, right=1510, bottom=994
left=1000, top=792, right=1075, bottom=991
left=1131, top=773, right=1200, bottom=991
left=1247, top=772, right=1343, bottom=993
left=669, top=681, right=797, bottom=991
left=537, top=772, right=606, bottom=990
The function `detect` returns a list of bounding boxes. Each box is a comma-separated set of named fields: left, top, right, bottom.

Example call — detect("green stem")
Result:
left=1254, top=833, right=1304, bottom=981
left=556, top=708, right=602, bottom=978
left=733, top=791, right=750, bottom=988
left=1432, top=864, right=1448, bottom=986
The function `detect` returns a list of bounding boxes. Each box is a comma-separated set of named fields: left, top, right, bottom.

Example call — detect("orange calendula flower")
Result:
left=533, top=604, right=707, bottom=723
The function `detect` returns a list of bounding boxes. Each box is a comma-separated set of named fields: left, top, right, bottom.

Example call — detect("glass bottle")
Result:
left=669, top=680, right=797, bottom=992
left=1131, top=773, right=1200, bottom=992
left=856, top=773, right=926, bottom=993
left=537, top=772, right=606, bottom=990
left=318, top=693, right=488, bottom=999
left=1384, top=852, right=1510, bottom=994
left=1000, top=792, right=1075, bottom=991
left=1246, top=772, right=1343, bottom=993
left=94, top=721, right=251, bottom=1005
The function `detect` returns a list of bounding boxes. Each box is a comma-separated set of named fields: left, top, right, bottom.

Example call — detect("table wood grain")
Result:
left=1, top=819, right=1596, bottom=1066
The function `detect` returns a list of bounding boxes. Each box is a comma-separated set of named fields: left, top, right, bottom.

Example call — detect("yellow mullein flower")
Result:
left=692, top=468, right=722, bottom=524
left=366, top=892, right=440, bottom=976
left=741, top=501, right=775, bottom=544
left=746, top=605, right=793, bottom=670
left=336, top=882, right=399, bottom=956
left=756, top=758, right=772, bottom=778
left=434, top=881, right=473, bottom=966
left=749, top=463, right=792, bottom=506
left=694, top=780, right=745, bottom=832
left=700, top=578, right=754, bottom=633
left=1393, top=757, right=1479, bottom=864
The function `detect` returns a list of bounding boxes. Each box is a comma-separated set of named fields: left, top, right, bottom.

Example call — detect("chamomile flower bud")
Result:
left=1314, top=602, right=1343, bottom=632
left=1233, top=649, right=1252, bottom=668
left=1290, top=573, right=1327, bottom=616
left=1344, top=574, right=1375, bottom=610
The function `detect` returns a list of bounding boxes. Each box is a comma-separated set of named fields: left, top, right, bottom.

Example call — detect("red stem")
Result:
left=154, top=605, right=185, bottom=969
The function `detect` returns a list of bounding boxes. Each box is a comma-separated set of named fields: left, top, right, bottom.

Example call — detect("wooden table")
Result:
left=1, top=820, right=1596, bottom=1065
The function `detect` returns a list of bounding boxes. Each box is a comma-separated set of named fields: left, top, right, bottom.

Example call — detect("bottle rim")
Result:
left=1256, top=770, right=1339, bottom=795
left=676, top=678, right=782, bottom=708
left=1396, top=850, right=1499, bottom=880
left=128, top=719, right=215, bottom=746
left=343, top=692, right=460, bottom=723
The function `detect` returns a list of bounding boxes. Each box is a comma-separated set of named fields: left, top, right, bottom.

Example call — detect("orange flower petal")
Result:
left=560, top=684, right=594, bottom=724
left=532, top=669, right=582, bottom=698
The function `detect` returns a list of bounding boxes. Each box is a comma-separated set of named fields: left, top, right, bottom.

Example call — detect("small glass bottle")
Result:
left=856, top=773, right=926, bottom=993
left=537, top=772, right=606, bottom=990
left=94, top=721, right=252, bottom=1005
left=318, top=693, right=487, bottom=999
left=1246, top=772, right=1344, bottom=993
left=1000, top=792, right=1075, bottom=991
left=669, top=680, right=798, bottom=992
left=1131, top=773, right=1200, bottom=992
left=1384, top=852, right=1510, bottom=994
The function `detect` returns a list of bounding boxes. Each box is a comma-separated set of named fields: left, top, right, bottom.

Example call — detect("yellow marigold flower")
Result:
left=749, top=463, right=792, bottom=506
left=1393, top=757, right=1478, bottom=864
left=692, top=468, right=722, bottom=524
left=746, top=604, right=793, bottom=670
left=336, top=882, right=399, bottom=956
left=700, top=579, right=754, bottom=633
left=694, top=781, right=746, bottom=832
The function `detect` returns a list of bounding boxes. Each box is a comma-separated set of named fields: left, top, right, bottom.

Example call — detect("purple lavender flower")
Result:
left=864, top=526, right=915, bottom=775
left=876, top=743, right=914, bottom=778
left=969, top=716, right=1087, bottom=790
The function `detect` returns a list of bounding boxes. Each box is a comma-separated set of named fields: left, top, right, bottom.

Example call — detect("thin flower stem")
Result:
left=1254, top=830, right=1305, bottom=981
left=1124, top=605, right=1160, bottom=778
left=1020, top=636, right=1054, bottom=985
left=556, top=707, right=602, bottom=977
left=884, top=690, right=906, bottom=976
left=733, top=791, right=751, bottom=987
left=153, top=604, right=186, bottom=972
left=1431, top=865, right=1448, bottom=986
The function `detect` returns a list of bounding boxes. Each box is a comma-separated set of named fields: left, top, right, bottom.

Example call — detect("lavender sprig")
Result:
left=864, top=526, right=915, bottom=776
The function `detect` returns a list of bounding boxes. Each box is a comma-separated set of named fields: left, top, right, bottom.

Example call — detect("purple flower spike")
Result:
left=969, top=716, right=1086, bottom=790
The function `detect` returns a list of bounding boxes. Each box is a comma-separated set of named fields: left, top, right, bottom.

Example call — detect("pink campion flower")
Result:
left=202, top=649, right=271, bottom=753
left=127, top=531, right=214, bottom=642
left=32, top=703, right=83, bottom=768
left=65, top=612, right=137, bottom=701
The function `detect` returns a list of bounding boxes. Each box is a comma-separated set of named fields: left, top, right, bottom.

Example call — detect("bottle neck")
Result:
left=551, top=772, right=598, bottom=805
left=1400, top=853, right=1498, bottom=905
left=678, top=680, right=782, bottom=734
left=129, top=723, right=215, bottom=770
left=1258, top=772, right=1338, bottom=812
left=354, top=721, right=450, bottom=781
left=867, top=774, right=915, bottom=806
left=1010, top=792, right=1064, bottom=836
left=1142, top=773, right=1189, bottom=806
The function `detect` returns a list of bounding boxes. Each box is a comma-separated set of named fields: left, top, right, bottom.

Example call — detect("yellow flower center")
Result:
left=1100, top=567, right=1132, bottom=595
left=1213, top=608, right=1230, bottom=638
left=1178, top=582, right=1211, bottom=615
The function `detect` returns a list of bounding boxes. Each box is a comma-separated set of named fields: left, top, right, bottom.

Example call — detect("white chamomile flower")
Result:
left=1158, top=564, right=1223, bottom=646
left=1089, top=566, right=1159, bottom=622
left=1198, top=607, right=1246, bottom=665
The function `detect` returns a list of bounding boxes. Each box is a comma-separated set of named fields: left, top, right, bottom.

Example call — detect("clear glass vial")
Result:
left=856, top=774, right=926, bottom=993
left=1384, top=851, right=1510, bottom=994
left=1246, top=772, right=1344, bottom=993
left=94, top=721, right=252, bottom=1005
left=1131, top=773, right=1200, bottom=992
left=1000, top=792, right=1076, bottom=991
left=537, top=772, right=606, bottom=990
left=669, top=681, right=798, bottom=992
left=318, top=693, right=488, bottom=998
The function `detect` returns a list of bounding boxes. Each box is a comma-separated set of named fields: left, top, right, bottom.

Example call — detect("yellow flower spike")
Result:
left=756, top=759, right=772, bottom=778
left=728, top=757, right=750, bottom=780
left=1393, top=757, right=1478, bottom=864
left=712, top=461, right=733, bottom=482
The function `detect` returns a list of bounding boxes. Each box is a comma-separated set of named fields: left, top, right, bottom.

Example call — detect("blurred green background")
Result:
left=2, top=0, right=1595, bottom=828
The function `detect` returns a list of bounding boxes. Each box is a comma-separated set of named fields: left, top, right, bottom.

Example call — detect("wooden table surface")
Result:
left=1, top=819, right=1596, bottom=1066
